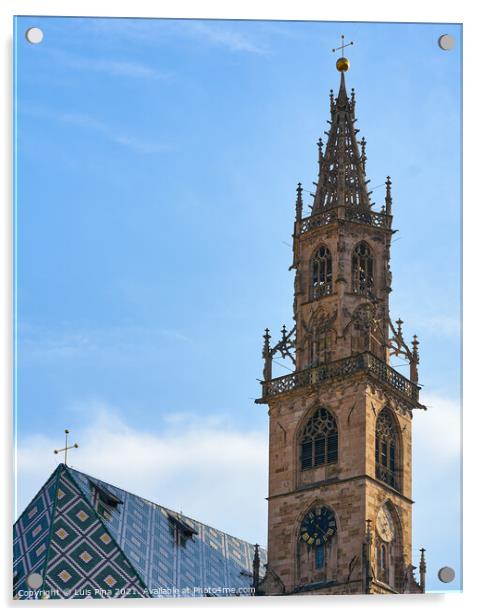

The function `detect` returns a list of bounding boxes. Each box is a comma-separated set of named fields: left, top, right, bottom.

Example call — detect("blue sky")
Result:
left=14, top=17, right=461, bottom=592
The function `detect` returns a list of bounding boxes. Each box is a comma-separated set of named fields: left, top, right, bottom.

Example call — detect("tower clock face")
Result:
left=300, top=506, right=337, bottom=546
left=376, top=505, right=395, bottom=543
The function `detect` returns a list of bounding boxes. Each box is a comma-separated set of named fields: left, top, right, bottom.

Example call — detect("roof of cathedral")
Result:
left=13, top=464, right=267, bottom=600
left=312, top=70, right=373, bottom=214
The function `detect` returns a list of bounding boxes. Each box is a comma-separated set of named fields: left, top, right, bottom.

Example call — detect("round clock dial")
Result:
left=300, top=506, right=337, bottom=546
left=376, top=505, right=395, bottom=543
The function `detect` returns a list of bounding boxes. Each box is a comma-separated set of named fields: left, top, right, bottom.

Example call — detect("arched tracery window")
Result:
left=352, top=242, right=373, bottom=294
left=375, top=409, right=399, bottom=489
left=300, top=408, right=338, bottom=470
left=312, top=246, right=333, bottom=298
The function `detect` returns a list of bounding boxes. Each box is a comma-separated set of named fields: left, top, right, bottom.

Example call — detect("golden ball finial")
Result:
left=336, top=56, right=350, bottom=72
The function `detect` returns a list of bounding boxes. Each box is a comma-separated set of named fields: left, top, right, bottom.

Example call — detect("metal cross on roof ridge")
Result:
left=332, top=34, right=354, bottom=55
left=54, top=428, right=79, bottom=466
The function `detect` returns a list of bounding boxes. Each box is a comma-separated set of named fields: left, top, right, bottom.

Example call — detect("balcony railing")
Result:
left=300, top=207, right=390, bottom=234
left=259, top=352, right=420, bottom=404
left=345, top=206, right=390, bottom=228
left=300, top=209, right=338, bottom=233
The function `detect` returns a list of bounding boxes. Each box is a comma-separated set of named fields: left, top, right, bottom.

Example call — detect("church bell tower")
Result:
left=256, top=43, right=426, bottom=595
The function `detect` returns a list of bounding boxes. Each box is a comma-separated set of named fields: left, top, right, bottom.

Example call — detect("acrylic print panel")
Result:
left=13, top=16, right=461, bottom=598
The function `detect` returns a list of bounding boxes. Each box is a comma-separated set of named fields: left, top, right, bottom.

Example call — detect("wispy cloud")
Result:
left=79, top=18, right=268, bottom=55
left=112, top=134, right=171, bottom=154
left=58, top=112, right=107, bottom=132
left=16, top=403, right=268, bottom=544
left=416, top=314, right=461, bottom=338
left=18, top=323, right=191, bottom=362
left=59, top=111, right=171, bottom=153
left=185, top=22, right=268, bottom=55
left=20, top=106, right=170, bottom=154
left=413, top=393, right=461, bottom=463
left=78, top=17, right=167, bottom=44
left=390, top=303, right=460, bottom=340
left=48, top=48, right=171, bottom=81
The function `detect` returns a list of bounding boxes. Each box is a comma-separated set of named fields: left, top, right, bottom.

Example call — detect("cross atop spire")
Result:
left=332, top=35, right=354, bottom=72
left=332, top=34, right=354, bottom=56
left=54, top=429, right=79, bottom=466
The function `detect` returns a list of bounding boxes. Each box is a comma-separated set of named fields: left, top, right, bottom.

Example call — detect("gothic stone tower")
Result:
left=256, top=52, right=426, bottom=596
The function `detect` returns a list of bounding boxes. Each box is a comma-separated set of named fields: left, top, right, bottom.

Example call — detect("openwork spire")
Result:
left=312, top=71, right=372, bottom=213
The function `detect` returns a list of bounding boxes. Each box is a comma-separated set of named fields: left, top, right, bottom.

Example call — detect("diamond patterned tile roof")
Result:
left=13, top=464, right=266, bottom=600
